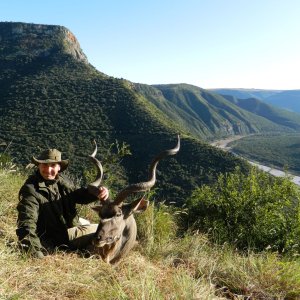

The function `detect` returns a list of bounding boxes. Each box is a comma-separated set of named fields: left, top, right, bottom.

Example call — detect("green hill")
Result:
left=264, top=90, right=300, bottom=113
left=209, top=88, right=282, bottom=101
left=135, top=83, right=298, bottom=141
left=222, top=95, right=300, bottom=130
left=0, top=22, right=247, bottom=204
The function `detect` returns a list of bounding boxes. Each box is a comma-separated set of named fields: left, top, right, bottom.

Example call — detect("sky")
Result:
left=1, top=0, right=300, bottom=90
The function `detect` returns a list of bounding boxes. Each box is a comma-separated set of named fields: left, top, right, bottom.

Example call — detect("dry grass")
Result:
left=162, top=234, right=300, bottom=299
left=0, top=170, right=221, bottom=300
left=1, top=169, right=300, bottom=299
left=0, top=245, right=222, bottom=300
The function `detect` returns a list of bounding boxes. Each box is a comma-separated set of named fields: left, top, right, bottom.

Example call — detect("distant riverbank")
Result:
left=210, top=135, right=300, bottom=186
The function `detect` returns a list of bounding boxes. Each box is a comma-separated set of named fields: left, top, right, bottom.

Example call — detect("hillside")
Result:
left=0, top=22, right=248, bottom=204
left=222, top=95, right=300, bottom=130
left=135, top=83, right=299, bottom=141
left=211, top=88, right=300, bottom=113
left=209, top=88, right=281, bottom=101
left=264, top=90, right=300, bottom=113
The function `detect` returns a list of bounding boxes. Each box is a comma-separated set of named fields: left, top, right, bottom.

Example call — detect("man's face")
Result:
left=38, top=163, right=61, bottom=180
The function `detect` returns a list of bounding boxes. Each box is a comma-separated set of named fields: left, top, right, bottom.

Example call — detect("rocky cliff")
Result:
left=0, top=22, right=88, bottom=63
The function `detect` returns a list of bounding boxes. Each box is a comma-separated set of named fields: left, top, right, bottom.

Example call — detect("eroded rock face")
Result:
left=0, top=22, right=88, bottom=63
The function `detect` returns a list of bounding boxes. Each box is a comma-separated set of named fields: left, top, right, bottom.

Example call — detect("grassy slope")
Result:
left=1, top=168, right=300, bottom=299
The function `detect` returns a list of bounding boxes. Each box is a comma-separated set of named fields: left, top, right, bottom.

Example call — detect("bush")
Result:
left=186, top=166, right=300, bottom=253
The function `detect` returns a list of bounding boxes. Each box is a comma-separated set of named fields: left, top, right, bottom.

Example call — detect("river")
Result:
left=210, top=136, right=300, bottom=186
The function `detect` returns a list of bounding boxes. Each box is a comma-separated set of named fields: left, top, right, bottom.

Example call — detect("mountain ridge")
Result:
left=135, top=83, right=300, bottom=141
left=211, top=88, right=300, bottom=113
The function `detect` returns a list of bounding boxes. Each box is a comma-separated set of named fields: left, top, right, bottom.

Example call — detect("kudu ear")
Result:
left=130, top=196, right=149, bottom=213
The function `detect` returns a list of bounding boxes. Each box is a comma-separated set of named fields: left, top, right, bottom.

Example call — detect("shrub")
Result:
left=186, top=166, right=300, bottom=253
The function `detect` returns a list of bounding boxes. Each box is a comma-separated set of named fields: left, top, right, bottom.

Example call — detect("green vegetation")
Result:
left=223, top=95, right=300, bottom=130
left=135, top=83, right=300, bottom=142
left=1, top=161, right=300, bottom=299
left=187, top=166, right=300, bottom=254
left=229, top=133, right=300, bottom=175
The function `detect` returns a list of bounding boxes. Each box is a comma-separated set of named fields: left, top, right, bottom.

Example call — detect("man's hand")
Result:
left=98, top=186, right=109, bottom=201
left=87, top=185, right=109, bottom=199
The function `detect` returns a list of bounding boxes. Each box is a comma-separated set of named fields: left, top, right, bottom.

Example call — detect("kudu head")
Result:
left=87, top=136, right=180, bottom=264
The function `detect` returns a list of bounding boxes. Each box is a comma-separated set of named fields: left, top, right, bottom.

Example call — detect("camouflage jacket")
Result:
left=16, top=171, right=98, bottom=255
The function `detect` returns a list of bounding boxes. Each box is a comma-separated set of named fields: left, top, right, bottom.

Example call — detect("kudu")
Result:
left=86, top=136, right=180, bottom=264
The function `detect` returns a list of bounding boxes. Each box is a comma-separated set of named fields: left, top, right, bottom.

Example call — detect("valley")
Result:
left=211, top=133, right=300, bottom=184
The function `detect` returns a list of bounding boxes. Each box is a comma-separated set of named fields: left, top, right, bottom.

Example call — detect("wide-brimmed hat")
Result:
left=32, top=149, right=69, bottom=172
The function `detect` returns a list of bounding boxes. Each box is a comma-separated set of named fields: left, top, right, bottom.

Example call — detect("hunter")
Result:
left=16, top=148, right=109, bottom=259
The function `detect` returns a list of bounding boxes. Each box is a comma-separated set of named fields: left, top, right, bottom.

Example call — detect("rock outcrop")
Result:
left=0, top=22, right=88, bottom=63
